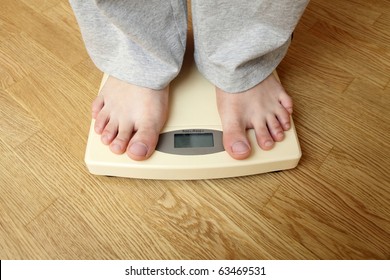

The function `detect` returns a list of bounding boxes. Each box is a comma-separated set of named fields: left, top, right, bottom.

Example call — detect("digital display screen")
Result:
left=174, top=133, right=214, bottom=148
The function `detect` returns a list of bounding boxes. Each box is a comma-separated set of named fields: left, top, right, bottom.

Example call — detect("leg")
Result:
left=70, top=0, right=188, bottom=160
left=192, top=0, right=309, bottom=159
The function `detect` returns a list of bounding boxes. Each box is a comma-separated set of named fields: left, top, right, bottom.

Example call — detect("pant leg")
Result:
left=69, top=0, right=188, bottom=90
left=191, top=0, right=309, bottom=93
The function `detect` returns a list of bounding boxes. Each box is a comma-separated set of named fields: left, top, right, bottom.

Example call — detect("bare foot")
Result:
left=92, top=76, right=169, bottom=161
left=216, top=73, right=293, bottom=160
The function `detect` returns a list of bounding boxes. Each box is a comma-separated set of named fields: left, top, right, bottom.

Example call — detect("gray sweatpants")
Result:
left=70, top=0, right=309, bottom=93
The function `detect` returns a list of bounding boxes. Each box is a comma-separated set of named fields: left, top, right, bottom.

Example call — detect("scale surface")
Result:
left=85, top=61, right=301, bottom=180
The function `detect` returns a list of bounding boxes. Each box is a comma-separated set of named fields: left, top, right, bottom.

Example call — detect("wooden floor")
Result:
left=1, top=0, right=389, bottom=260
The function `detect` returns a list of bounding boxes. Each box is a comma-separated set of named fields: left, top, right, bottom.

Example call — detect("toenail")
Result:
left=284, top=123, right=290, bottom=130
left=111, top=143, right=121, bottom=152
left=102, top=135, right=109, bottom=144
left=277, top=132, right=284, bottom=139
left=265, top=140, right=273, bottom=148
left=95, top=126, right=102, bottom=133
left=232, top=141, right=250, bottom=155
left=129, top=142, right=148, bottom=157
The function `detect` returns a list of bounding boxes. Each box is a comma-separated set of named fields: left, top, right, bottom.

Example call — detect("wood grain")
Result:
left=1, top=0, right=389, bottom=259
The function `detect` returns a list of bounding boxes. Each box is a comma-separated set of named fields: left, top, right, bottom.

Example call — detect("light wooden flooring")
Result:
left=1, top=0, right=389, bottom=259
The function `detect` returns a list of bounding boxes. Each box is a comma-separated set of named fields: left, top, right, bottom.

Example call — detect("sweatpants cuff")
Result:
left=195, top=39, right=291, bottom=93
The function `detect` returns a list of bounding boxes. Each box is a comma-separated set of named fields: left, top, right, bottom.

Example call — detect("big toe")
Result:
left=128, top=142, right=149, bottom=158
left=127, top=129, right=160, bottom=161
left=223, top=127, right=251, bottom=160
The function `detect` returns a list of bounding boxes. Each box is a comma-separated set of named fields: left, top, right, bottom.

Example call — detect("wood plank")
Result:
left=0, top=89, right=41, bottom=148
left=0, top=0, right=87, bottom=67
left=25, top=189, right=180, bottom=259
left=20, top=0, right=62, bottom=13
left=265, top=168, right=390, bottom=259
left=311, top=0, right=382, bottom=25
left=72, top=59, right=102, bottom=87
left=309, top=20, right=390, bottom=72
left=0, top=139, right=57, bottom=225
left=346, top=0, right=390, bottom=14
left=144, top=181, right=317, bottom=259
left=305, top=3, right=390, bottom=47
left=0, top=205, right=51, bottom=259
left=13, top=128, right=168, bottom=214
left=0, top=32, right=65, bottom=85
left=1, top=0, right=390, bottom=260
left=0, top=18, right=19, bottom=43
left=373, top=12, right=390, bottom=36
left=0, top=67, right=16, bottom=90
left=42, top=2, right=87, bottom=39
left=281, top=45, right=355, bottom=94
left=6, top=63, right=93, bottom=144
left=318, top=148, right=390, bottom=232
left=290, top=32, right=389, bottom=88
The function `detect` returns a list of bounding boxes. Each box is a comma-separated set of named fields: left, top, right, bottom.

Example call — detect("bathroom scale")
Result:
left=85, top=61, right=301, bottom=180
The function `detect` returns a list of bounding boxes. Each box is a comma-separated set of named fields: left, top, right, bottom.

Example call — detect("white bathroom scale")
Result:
left=85, top=62, right=301, bottom=180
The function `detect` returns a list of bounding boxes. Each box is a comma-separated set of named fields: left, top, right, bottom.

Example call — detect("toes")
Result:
left=109, top=126, right=133, bottom=154
left=94, top=109, right=110, bottom=134
left=266, top=115, right=285, bottom=142
left=279, top=93, right=293, bottom=115
left=254, top=125, right=275, bottom=151
left=222, top=124, right=251, bottom=160
left=127, top=128, right=160, bottom=161
left=101, top=120, right=118, bottom=145
left=276, top=106, right=291, bottom=131
left=92, top=96, right=104, bottom=119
